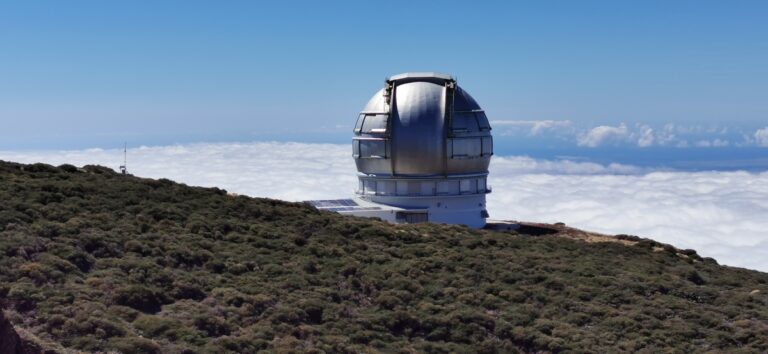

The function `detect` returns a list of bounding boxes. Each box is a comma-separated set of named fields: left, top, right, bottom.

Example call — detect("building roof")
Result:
left=387, top=72, right=454, bottom=85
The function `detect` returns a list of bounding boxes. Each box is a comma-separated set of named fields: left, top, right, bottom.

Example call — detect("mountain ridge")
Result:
left=1, top=160, right=767, bottom=353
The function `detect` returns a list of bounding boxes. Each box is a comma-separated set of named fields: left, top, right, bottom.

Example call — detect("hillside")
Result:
left=1, top=160, right=767, bottom=353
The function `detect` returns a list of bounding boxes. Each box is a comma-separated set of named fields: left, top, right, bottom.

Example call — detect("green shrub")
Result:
left=109, top=337, right=162, bottom=354
left=133, top=314, right=182, bottom=338
left=193, top=315, right=233, bottom=337
left=113, top=285, right=169, bottom=313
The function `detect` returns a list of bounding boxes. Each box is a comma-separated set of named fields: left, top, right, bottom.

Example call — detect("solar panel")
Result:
left=324, top=206, right=382, bottom=212
left=307, top=199, right=359, bottom=208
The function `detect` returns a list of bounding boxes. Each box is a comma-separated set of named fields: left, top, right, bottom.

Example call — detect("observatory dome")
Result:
left=308, top=73, right=493, bottom=228
left=353, top=72, right=493, bottom=176
left=337, top=72, right=493, bottom=228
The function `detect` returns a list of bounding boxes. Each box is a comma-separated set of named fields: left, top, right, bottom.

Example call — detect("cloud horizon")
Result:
left=492, top=120, right=768, bottom=149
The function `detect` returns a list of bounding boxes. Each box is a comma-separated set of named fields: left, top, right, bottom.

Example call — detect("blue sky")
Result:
left=1, top=0, right=767, bottom=155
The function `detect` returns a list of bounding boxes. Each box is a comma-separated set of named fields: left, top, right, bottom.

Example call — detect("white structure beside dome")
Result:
left=309, top=72, right=493, bottom=228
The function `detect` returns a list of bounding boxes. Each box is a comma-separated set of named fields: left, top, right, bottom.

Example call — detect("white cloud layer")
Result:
left=577, top=124, right=629, bottom=147
left=756, top=127, right=768, bottom=147
left=2, top=142, right=767, bottom=272
left=488, top=170, right=768, bottom=272
left=491, top=120, right=572, bottom=135
left=695, top=139, right=730, bottom=148
left=636, top=125, right=655, bottom=147
left=491, top=120, right=765, bottom=148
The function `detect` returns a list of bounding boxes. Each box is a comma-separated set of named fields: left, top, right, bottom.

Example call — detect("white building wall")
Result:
left=346, top=174, right=490, bottom=228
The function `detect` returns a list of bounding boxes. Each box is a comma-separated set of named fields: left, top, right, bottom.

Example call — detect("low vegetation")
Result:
left=0, top=160, right=767, bottom=353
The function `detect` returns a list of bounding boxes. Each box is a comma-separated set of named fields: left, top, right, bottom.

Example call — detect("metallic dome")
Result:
left=352, top=72, right=493, bottom=177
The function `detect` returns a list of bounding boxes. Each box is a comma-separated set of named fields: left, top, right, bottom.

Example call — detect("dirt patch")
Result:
left=487, top=220, right=638, bottom=246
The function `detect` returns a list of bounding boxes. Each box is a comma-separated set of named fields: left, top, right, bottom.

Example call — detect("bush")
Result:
left=58, top=164, right=79, bottom=173
left=113, top=285, right=169, bottom=313
left=193, top=315, right=232, bottom=337
left=109, top=337, right=162, bottom=354
left=133, top=314, right=182, bottom=338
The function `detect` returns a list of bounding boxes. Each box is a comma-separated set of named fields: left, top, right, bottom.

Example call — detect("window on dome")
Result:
left=476, top=112, right=491, bottom=131
left=352, top=139, right=360, bottom=157
left=361, top=114, right=389, bottom=134
left=481, top=137, right=493, bottom=156
left=451, top=138, right=481, bottom=158
left=357, top=139, right=387, bottom=158
left=452, top=112, right=479, bottom=133
left=354, top=114, right=365, bottom=133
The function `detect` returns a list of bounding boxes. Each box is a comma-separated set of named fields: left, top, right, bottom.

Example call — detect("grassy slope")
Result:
left=0, top=160, right=767, bottom=353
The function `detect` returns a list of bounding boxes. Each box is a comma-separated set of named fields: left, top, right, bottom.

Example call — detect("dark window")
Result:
left=359, top=139, right=387, bottom=158
left=476, top=112, right=491, bottom=131
left=377, top=180, right=396, bottom=195
left=460, top=179, right=477, bottom=194
left=354, top=114, right=365, bottom=133
left=363, top=179, right=376, bottom=193
left=397, top=181, right=408, bottom=195
left=451, top=138, right=481, bottom=158
left=407, top=181, right=420, bottom=195
left=396, top=212, right=428, bottom=223
left=361, top=114, right=389, bottom=134
left=481, top=136, right=493, bottom=156
left=478, top=178, right=487, bottom=192
left=452, top=112, right=479, bottom=132
left=420, top=181, right=436, bottom=196
left=352, top=139, right=360, bottom=157
left=437, top=180, right=459, bottom=195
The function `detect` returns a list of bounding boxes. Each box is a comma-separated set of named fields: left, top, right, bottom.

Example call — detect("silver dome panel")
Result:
left=390, top=81, right=446, bottom=175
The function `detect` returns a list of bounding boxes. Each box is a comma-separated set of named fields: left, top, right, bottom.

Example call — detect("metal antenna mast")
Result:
left=119, top=142, right=127, bottom=175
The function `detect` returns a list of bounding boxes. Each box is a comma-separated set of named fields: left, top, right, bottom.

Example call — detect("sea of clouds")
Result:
left=493, top=120, right=768, bottom=149
left=2, top=142, right=767, bottom=272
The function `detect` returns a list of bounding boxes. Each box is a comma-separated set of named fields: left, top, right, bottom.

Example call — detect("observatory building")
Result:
left=309, top=72, right=493, bottom=228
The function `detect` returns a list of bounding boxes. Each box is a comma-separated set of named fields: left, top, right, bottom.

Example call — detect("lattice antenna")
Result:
left=119, top=142, right=127, bottom=175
